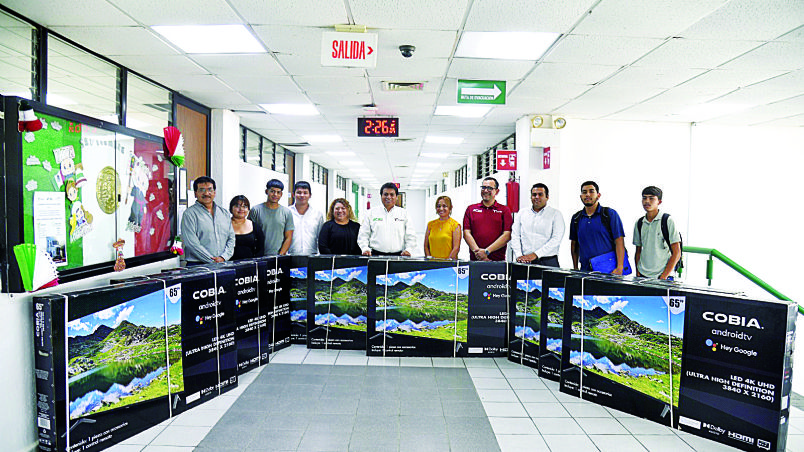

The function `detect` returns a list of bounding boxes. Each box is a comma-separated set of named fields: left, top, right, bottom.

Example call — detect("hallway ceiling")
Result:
left=4, top=0, right=804, bottom=187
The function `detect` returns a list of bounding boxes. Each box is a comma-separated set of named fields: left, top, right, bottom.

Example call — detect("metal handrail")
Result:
left=683, top=246, right=801, bottom=315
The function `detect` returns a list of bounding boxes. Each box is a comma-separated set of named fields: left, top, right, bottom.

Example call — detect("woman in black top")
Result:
left=318, top=198, right=361, bottom=255
left=230, top=195, right=264, bottom=260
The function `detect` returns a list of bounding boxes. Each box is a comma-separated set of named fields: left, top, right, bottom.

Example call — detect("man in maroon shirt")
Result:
left=463, top=177, right=513, bottom=261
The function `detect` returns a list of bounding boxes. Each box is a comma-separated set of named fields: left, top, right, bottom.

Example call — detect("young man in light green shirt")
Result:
left=633, top=186, right=681, bottom=280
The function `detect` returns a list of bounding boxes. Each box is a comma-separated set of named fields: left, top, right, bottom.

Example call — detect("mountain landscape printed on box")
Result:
left=570, top=295, right=683, bottom=406
left=544, top=288, right=565, bottom=357
left=376, top=266, right=469, bottom=342
left=290, top=267, right=307, bottom=324
left=313, top=266, right=368, bottom=332
left=67, top=290, right=183, bottom=419
left=514, top=280, right=541, bottom=346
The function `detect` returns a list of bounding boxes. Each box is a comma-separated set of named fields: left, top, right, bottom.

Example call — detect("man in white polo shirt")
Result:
left=357, top=182, right=416, bottom=256
left=288, top=180, right=324, bottom=255
left=511, top=183, right=565, bottom=267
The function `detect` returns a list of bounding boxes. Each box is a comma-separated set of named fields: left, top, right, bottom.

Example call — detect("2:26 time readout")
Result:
left=357, top=117, right=399, bottom=137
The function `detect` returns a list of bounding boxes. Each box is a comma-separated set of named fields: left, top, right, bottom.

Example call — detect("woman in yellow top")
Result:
left=424, top=195, right=461, bottom=259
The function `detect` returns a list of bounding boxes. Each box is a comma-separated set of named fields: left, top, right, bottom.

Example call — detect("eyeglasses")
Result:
left=197, top=188, right=215, bottom=193
left=480, top=186, right=495, bottom=191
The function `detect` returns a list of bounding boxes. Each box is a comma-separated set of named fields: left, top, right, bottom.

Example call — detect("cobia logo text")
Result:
left=702, top=312, right=762, bottom=329
left=193, top=287, right=226, bottom=299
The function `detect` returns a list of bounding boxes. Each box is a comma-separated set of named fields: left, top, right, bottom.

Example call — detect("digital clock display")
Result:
left=357, top=117, right=399, bottom=137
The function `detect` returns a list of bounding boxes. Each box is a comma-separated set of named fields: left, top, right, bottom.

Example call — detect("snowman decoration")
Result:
left=126, top=156, right=152, bottom=232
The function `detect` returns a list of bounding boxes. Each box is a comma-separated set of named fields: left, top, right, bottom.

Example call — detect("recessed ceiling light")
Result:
left=416, top=162, right=440, bottom=168
left=435, top=106, right=490, bottom=118
left=259, top=103, right=319, bottom=116
left=420, top=152, right=451, bottom=159
left=152, top=25, right=266, bottom=54
left=340, top=160, right=365, bottom=166
left=303, top=135, right=342, bottom=143
left=425, top=136, right=463, bottom=145
left=455, top=31, right=560, bottom=60
left=326, top=151, right=355, bottom=156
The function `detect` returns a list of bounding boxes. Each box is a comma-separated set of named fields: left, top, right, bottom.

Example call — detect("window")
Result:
left=311, top=161, right=327, bottom=185
left=245, top=129, right=260, bottom=166
left=261, top=138, right=273, bottom=169
left=454, top=165, right=468, bottom=187
left=0, top=10, right=35, bottom=99
left=476, top=133, right=515, bottom=179
left=336, top=175, right=347, bottom=192
left=239, top=127, right=246, bottom=161
left=47, top=36, right=118, bottom=122
left=126, top=73, right=171, bottom=136
left=441, top=179, right=447, bottom=193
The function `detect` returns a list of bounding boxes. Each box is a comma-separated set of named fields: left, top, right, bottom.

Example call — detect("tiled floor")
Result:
left=108, top=345, right=804, bottom=452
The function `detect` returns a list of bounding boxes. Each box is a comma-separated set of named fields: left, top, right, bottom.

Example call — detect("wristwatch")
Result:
left=484, top=249, right=490, bottom=256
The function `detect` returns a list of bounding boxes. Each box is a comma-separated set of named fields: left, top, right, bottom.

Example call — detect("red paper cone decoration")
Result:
left=163, top=126, right=185, bottom=167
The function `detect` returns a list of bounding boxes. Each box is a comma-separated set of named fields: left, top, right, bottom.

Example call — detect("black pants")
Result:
left=371, top=249, right=403, bottom=256
left=536, top=255, right=560, bottom=267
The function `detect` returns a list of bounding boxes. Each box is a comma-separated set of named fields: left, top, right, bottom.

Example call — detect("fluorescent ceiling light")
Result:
left=425, top=136, right=463, bottom=145
left=152, top=25, right=265, bottom=54
left=455, top=31, right=559, bottom=60
left=435, top=106, right=490, bottom=118
left=416, top=162, right=440, bottom=168
left=420, top=152, right=451, bottom=158
left=326, top=151, right=355, bottom=156
left=340, top=160, right=365, bottom=166
left=259, top=103, right=319, bottom=116
left=303, top=135, right=342, bottom=143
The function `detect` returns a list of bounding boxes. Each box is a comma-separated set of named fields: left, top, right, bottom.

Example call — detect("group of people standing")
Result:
left=181, top=175, right=680, bottom=280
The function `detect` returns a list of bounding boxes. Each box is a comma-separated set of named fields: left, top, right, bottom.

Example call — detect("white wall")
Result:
left=1, top=258, right=179, bottom=452
left=308, top=181, right=327, bottom=218
left=404, top=189, right=426, bottom=257
left=211, top=109, right=241, bottom=208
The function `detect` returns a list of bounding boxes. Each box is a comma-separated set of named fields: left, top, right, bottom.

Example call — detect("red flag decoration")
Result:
left=163, top=126, right=185, bottom=167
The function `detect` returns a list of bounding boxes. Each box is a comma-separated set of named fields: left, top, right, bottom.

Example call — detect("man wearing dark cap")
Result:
left=633, top=186, right=681, bottom=279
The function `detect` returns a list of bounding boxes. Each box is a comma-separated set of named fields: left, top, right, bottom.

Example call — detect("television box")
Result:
left=367, top=258, right=469, bottom=357
left=366, top=259, right=508, bottom=357
left=558, top=275, right=680, bottom=426
left=507, top=263, right=547, bottom=369
left=34, top=281, right=176, bottom=452
left=289, top=255, right=309, bottom=344
left=258, top=255, right=292, bottom=354
left=538, top=269, right=586, bottom=381
left=676, top=288, right=796, bottom=452
left=306, top=255, right=370, bottom=350
left=196, top=260, right=268, bottom=374
left=147, top=268, right=238, bottom=413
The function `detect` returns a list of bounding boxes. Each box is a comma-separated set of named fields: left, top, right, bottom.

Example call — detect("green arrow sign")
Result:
left=457, top=79, right=506, bottom=104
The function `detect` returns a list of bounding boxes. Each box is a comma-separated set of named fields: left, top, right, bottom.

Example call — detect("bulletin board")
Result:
left=2, top=97, right=177, bottom=291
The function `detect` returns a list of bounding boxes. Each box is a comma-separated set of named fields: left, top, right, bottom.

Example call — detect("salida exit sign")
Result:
left=321, top=32, right=377, bottom=68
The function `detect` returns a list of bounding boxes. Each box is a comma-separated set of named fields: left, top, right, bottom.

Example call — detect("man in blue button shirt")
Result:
left=569, top=181, right=626, bottom=274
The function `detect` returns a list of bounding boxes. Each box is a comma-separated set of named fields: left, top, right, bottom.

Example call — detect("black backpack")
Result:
left=636, top=213, right=684, bottom=272
left=571, top=206, right=614, bottom=242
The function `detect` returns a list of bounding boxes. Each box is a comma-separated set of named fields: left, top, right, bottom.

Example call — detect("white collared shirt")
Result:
left=510, top=205, right=565, bottom=259
left=357, top=205, right=417, bottom=254
left=288, top=204, right=324, bottom=255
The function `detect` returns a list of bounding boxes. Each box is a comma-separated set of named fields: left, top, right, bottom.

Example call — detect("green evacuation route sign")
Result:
left=457, top=79, right=506, bottom=104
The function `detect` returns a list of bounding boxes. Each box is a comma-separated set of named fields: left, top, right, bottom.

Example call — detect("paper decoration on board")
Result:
left=18, top=100, right=43, bottom=132
left=24, top=132, right=35, bottom=143
left=113, top=239, right=126, bottom=271
left=163, top=126, right=185, bottom=167
left=170, top=236, right=184, bottom=256
left=26, top=156, right=41, bottom=166
left=65, top=180, right=78, bottom=202
left=125, top=155, right=152, bottom=233
left=51, top=121, right=62, bottom=131
left=149, top=193, right=155, bottom=202
left=69, top=201, right=93, bottom=241
left=155, top=209, right=164, bottom=221
left=42, top=160, right=52, bottom=172
left=13, top=243, right=58, bottom=292
left=26, top=180, right=38, bottom=191
left=96, top=166, right=122, bottom=214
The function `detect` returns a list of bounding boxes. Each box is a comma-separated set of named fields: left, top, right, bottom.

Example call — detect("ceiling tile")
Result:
left=150, top=74, right=233, bottom=92
left=634, top=38, right=762, bottom=69
left=7, top=0, right=137, bottom=26
left=179, top=90, right=251, bottom=108
left=190, top=54, right=285, bottom=76
left=374, top=29, right=456, bottom=58
left=252, top=25, right=321, bottom=55
left=112, top=55, right=209, bottom=76
left=544, top=34, right=663, bottom=66
left=229, top=0, right=348, bottom=26
left=680, top=0, right=804, bottom=41
left=524, top=62, right=618, bottom=86
left=464, top=0, right=595, bottom=33
left=276, top=54, right=366, bottom=76
left=350, top=0, right=470, bottom=29
left=219, top=75, right=300, bottom=93
left=602, top=66, right=707, bottom=89
left=108, top=0, right=242, bottom=25
left=572, top=0, right=728, bottom=38
left=296, top=76, right=369, bottom=93
left=720, top=41, right=804, bottom=71
left=51, top=27, right=179, bottom=56
left=448, top=58, right=533, bottom=80
left=308, top=92, right=373, bottom=106
left=369, top=56, right=449, bottom=79
left=240, top=90, right=308, bottom=104
left=513, top=81, right=590, bottom=100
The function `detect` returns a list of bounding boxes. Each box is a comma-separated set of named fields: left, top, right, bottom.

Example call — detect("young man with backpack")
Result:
left=569, top=181, right=628, bottom=274
left=633, top=186, right=682, bottom=280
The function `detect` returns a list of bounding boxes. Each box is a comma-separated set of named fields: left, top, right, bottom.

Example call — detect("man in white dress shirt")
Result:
left=510, top=183, right=565, bottom=267
left=288, top=181, right=324, bottom=255
left=357, top=182, right=416, bottom=256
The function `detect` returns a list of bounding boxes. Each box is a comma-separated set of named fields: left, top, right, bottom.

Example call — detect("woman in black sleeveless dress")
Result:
left=230, top=195, right=264, bottom=260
